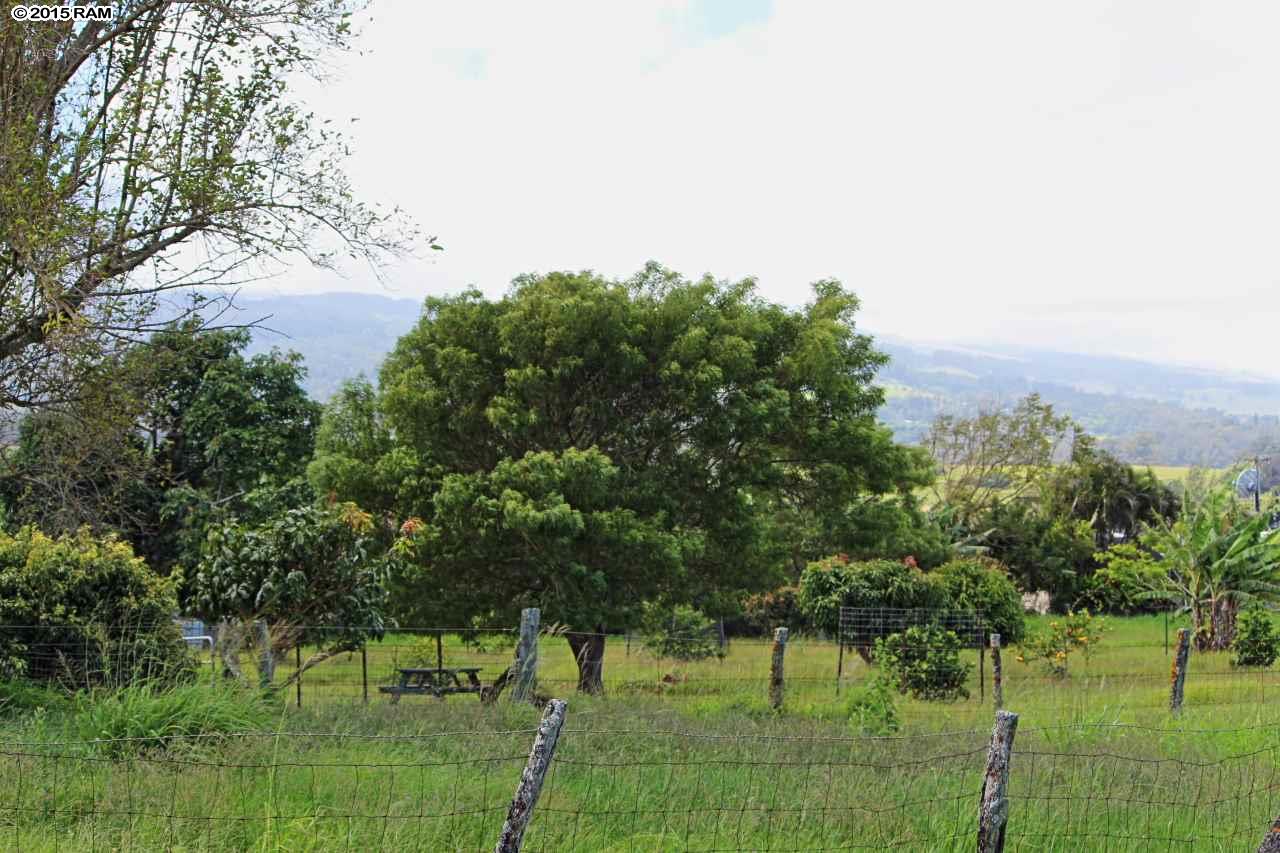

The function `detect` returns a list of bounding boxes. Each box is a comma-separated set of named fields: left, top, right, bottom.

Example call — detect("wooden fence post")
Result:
left=1170, top=628, right=1190, bottom=715
left=990, top=633, right=1003, bottom=711
left=977, top=709, right=1019, bottom=853
left=494, top=698, right=567, bottom=853
left=769, top=627, right=789, bottom=711
left=512, top=608, right=540, bottom=703
left=1257, top=813, right=1280, bottom=852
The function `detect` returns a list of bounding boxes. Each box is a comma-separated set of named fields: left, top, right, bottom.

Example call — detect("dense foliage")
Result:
left=795, top=557, right=946, bottom=638
left=932, top=558, right=1026, bottom=643
left=795, top=555, right=1024, bottom=645
left=1042, top=437, right=1180, bottom=549
left=0, top=322, right=322, bottom=575
left=1112, top=488, right=1280, bottom=651
left=0, top=527, right=187, bottom=686
left=977, top=501, right=1096, bottom=607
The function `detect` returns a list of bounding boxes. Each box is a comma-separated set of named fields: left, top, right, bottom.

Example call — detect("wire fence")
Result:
left=2, top=620, right=1280, bottom=719
left=3, top=715, right=1280, bottom=850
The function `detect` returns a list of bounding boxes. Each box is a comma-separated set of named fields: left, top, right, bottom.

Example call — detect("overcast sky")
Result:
left=271, top=0, right=1280, bottom=377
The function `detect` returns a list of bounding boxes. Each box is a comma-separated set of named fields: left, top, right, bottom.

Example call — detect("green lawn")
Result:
left=3, top=615, right=1280, bottom=850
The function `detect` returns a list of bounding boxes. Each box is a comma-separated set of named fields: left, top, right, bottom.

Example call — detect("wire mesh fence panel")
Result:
left=0, top=730, right=537, bottom=852
left=1004, top=724, right=1280, bottom=851
left=522, top=728, right=992, bottom=851
left=838, top=608, right=988, bottom=650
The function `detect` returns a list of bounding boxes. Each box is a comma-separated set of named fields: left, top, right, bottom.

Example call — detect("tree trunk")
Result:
left=565, top=630, right=605, bottom=695
left=1209, top=597, right=1239, bottom=651
left=1191, top=600, right=1209, bottom=652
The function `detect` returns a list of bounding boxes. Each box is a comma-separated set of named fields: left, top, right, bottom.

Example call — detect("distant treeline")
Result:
left=882, top=388, right=1280, bottom=468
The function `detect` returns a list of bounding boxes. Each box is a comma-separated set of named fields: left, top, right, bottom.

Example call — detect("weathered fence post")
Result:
left=769, top=627, right=789, bottom=711
left=1257, top=813, right=1280, bottom=852
left=494, top=699, right=567, bottom=853
left=990, top=633, right=1003, bottom=711
left=1170, top=627, right=1190, bottom=715
left=512, top=608, right=540, bottom=703
left=254, top=620, right=274, bottom=689
left=979, top=641, right=985, bottom=701
left=977, top=709, right=1019, bottom=853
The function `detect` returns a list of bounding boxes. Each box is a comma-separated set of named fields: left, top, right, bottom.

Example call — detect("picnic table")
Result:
left=379, top=667, right=483, bottom=702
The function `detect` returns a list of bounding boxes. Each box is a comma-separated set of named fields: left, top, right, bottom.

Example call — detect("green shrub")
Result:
left=72, top=682, right=276, bottom=756
left=843, top=673, right=900, bottom=734
left=797, top=556, right=947, bottom=637
left=0, top=527, right=190, bottom=686
left=641, top=604, right=723, bottom=662
left=1232, top=606, right=1280, bottom=668
left=1081, top=543, right=1169, bottom=614
left=874, top=625, right=971, bottom=701
left=1016, top=610, right=1106, bottom=677
left=933, top=558, right=1026, bottom=643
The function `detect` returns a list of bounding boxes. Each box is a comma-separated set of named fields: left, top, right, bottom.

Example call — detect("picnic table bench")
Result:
left=379, top=667, right=484, bottom=702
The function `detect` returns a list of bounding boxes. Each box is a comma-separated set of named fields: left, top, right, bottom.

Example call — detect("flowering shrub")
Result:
left=1015, top=610, right=1106, bottom=678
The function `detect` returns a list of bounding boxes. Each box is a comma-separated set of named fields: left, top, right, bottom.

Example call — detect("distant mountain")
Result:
left=212, top=292, right=422, bottom=401
left=875, top=339, right=1280, bottom=467
left=218, top=292, right=1280, bottom=468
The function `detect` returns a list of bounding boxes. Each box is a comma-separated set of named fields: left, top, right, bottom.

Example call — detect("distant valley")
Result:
left=221, top=292, right=1280, bottom=469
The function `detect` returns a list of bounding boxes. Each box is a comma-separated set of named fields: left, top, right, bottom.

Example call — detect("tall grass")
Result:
left=69, top=681, right=278, bottom=755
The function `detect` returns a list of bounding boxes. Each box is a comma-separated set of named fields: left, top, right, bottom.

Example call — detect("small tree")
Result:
left=924, top=394, right=1076, bottom=525
left=641, top=603, right=723, bottom=665
left=1121, top=488, right=1280, bottom=651
left=874, top=625, right=971, bottom=701
left=1016, top=610, right=1107, bottom=678
left=191, top=502, right=397, bottom=689
left=1232, top=605, right=1280, bottom=668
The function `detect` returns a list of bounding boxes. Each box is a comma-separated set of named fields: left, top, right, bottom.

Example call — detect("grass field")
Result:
left=3, top=615, right=1280, bottom=850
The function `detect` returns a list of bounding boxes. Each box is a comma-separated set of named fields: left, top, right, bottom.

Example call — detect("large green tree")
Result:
left=311, top=265, right=926, bottom=691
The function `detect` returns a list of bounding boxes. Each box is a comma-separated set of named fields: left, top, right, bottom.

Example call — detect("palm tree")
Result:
left=1143, top=488, right=1280, bottom=651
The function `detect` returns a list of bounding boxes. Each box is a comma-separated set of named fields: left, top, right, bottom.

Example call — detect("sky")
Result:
left=269, top=0, right=1280, bottom=377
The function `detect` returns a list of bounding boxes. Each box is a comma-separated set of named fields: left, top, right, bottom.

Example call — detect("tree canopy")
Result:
left=0, top=320, right=321, bottom=572
left=311, top=265, right=927, bottom=690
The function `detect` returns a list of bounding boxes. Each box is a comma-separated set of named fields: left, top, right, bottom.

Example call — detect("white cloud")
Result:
left=272, top=0, right=1280, bottom=376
